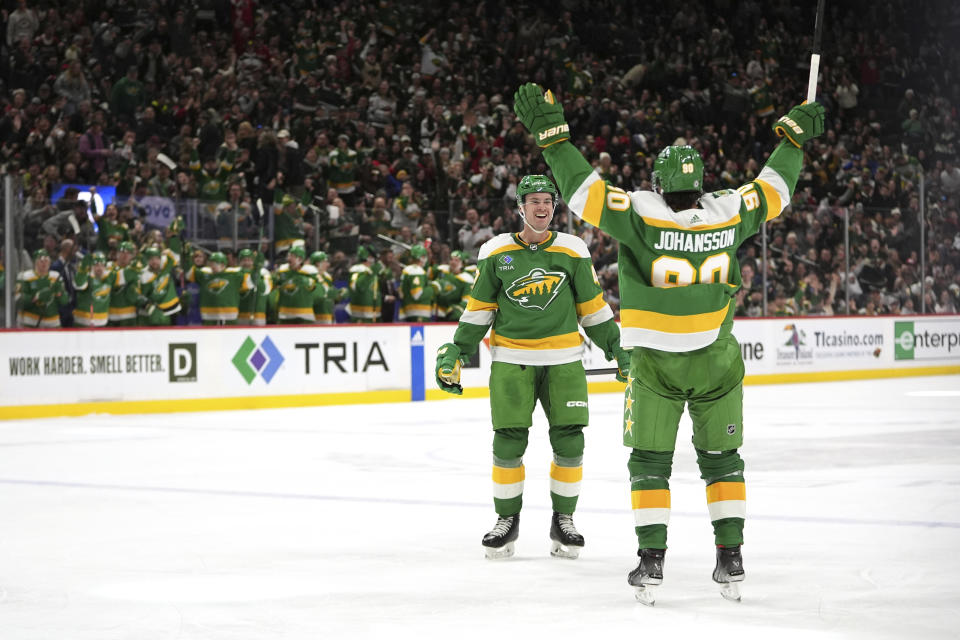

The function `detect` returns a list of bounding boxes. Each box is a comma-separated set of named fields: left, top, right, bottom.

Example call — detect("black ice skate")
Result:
left=627, top=548, right=665, bottom=606
left=482, top=514, right=519, bottom=559
left=712, top=545, right=745, bottom=602
left=549, top=512, right=584, bottom=559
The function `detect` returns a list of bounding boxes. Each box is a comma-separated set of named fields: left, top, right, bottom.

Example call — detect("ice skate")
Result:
left=712, top=545, right=745, bottom=602
left=627, top=548, right=665, bottom=606
left=549, top=512, right=584, bottom=559
left=482, top=514, right=519, bottom=559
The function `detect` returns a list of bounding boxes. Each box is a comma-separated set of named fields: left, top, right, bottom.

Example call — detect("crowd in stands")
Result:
left=2, top=0, right=959, bottom=327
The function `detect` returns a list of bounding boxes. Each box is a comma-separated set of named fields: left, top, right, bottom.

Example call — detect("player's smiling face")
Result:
left=521, top=194, right=554, bottom=232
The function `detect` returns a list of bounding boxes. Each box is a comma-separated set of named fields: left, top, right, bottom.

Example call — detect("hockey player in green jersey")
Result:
left=436, top=250, right=475, bottom=321
left=275, top=246, right=320, bottom=324
left=238, top=249, right=272, bottom=326
left=310, top=251, right=341, bottom=324
left=513, top=82, right=825, bottom=603
left=108, top=241, right=141, bottom=326
left=435, top=174, right=630, bottom=561
left=139, top=246, right=182, bottom=325
left=185, top=251, right=252, bottom=325
left=398, top=244, right=438, bottom=321
left=16, top=249, right=68, bottom=327
left=346, top=245, right=381, bottom=323
left=73, top=252, right=112, bottom=327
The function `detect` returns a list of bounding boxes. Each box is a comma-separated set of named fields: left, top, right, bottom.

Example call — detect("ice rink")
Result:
left=1, top=375, right=958, bottom=639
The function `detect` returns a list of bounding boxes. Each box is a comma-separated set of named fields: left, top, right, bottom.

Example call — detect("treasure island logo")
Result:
left=506, top=268, right=567, bottom=311
left=776, top=323, right=813, bottom=363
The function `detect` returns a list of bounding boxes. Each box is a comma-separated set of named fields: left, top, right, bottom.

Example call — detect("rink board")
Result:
left=1, top=315, right=958, bottom=418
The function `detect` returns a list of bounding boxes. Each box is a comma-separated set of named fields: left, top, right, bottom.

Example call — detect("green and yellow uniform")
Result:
left=541, top=110, right=808, bottom=550
left=435, top=265, right=474, bottom=321
left=314, top=270, right=340, bottom=324
left=451, top=230, right=622, bottom=517
left=275, top=263, right=320, bottom=323
left=185, top=263, right=251, bottom=325
left=108, top=261, right=141, bottom=326
left=73, top=255, right=113, bottom=326
left=346, top=262, right=380, bottom=322
left=16, top=267, right=67, bottom=328
left=139, top=253, right=182, bottom=326
left=398, top=263, right=438, bottom=321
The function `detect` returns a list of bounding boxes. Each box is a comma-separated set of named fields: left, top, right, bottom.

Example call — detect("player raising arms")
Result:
left=513, top=83, right=824, bottom=603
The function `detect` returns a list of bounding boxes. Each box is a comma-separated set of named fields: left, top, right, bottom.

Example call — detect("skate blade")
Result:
left=550, top=541, right=582, bottom=559
left=719, top=582, right=741, bottom=602
left=633, top=585, right=657, bottom=606
left=484, top=541, right=515, bottom=560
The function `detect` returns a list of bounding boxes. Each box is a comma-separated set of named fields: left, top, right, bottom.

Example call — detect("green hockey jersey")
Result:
left=16, top=269, right=67, bottom=327
left=108, top=263, right=141, bottom=323
left=398, top=264, right=438, bottom=320
left=453, top=231, right=620, bottom=365
left=314, top=270, right=340, bottom=324
left=543, top=141, right=801, bottom=352
left=346, top=264, right=381, bottom=321
left=239, top=267, right=273, bottom=326
left=186, top=265, right=251, bottom=322
left=139, top=260, right=182, bottom=324
left=73, top=269, right=113, bottom=326
left=435, top=266, right=475, bottom=320
left=275, top=263, right=320, bottom=322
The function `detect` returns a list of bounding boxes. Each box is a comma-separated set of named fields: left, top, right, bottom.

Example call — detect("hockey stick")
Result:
left=376, top=233, right=412, bottom=251
left=806, top=0, right=826, bottom=102
left=585, top=367, right=619, bottom=376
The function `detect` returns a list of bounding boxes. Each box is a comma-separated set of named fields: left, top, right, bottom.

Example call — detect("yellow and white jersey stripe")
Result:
left=488, top=329, right=583, bottom=366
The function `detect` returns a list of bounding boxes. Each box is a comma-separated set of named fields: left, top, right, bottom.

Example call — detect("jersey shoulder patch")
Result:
left=478, top=233, right=522, bottom=261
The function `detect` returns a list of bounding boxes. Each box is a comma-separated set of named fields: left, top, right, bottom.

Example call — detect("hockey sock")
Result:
left=696, top=448, right=746, bottom=547
left=628, top=449, right=674, bottom=549
left=492, top=428, right=529, bottom=516
left=548, top=425, right=584, bottom=513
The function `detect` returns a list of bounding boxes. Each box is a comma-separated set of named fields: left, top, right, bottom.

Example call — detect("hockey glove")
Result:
left=615, top=347, right=632, bottom=384
left=513, top=83, right=570, bottom=148
left=435, top=342, right=464, bottom=395
left=34, top=287, right=54, bottom=306
left=773, top=102, right=825, bottom=148
left=78, top=253, right=93, bottom=274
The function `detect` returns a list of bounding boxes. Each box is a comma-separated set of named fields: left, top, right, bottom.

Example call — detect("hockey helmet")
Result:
left=653, top=145, right=704, bottom=194
left=143, top=246, right=161, bottom=258
left=515, top=174, right=558, bottom=207
left=410, top=244, right=427, bottom=259
left=118, top=241, right=136, bottom=253
left=450, top=250, right=469, bottom=262
left=238, top=248, right=255, bottom=259
left=288, top=246, right=306, bottom=260
left=91, top=251, right=107, bottom=264
left=357, top=245, right=375, bottom=261
left=310, top=250, right=328, bottom=263
left=33, top=248, right=50, bottom=260
left=209, top=251, right=227, bottom=265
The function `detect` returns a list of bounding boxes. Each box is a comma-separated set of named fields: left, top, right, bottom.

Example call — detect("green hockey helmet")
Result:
left=410, top=244, right=427, bottom=259
left=450, top=250, right=469, bottom=262
left=288, top=246, right=306, bottom=260
left=310, top=250, right=328, bottom=263
left=209, top=251, right=227, bottom=265
left=91, top=251, right=107, bottom=264
left=515, top=174, right=558, bottom=207
left=238, top=248, right=255, bottom=259
left=143, top=246, right=161, bottom=258
left=33, top=248, right=50, bottom=260
left=357, top=245, right=374, bottom=261
left=118, top=241, right=136, bottom=253
left=653, top=145, right=704, bottom=194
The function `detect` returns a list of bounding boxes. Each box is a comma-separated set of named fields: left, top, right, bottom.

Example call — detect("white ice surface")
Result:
left=1, top=376, right=958, bottom=639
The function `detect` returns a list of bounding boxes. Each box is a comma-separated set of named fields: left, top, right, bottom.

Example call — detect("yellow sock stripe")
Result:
left=549, top=463, right=582, bottom=498
left=706, top=482, right=746, bottom=521
left=631, top=489, right=671, bottom=526
left=492, top=464, right=524, bottom=500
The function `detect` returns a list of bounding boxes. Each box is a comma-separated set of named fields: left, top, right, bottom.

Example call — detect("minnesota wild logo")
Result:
left=506, top=268, right=567, bottom=310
